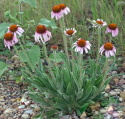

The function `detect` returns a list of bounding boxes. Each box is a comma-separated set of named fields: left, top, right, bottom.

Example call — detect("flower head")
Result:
left=4, top=32, right=18, bottom=49
left=64, top=28, right=77, bottom=36
left=105, top=23, right=118, bottom=37
left=8, top=24, right=24, bottom=37
left=73, top=38, right=91, bottom=54
left=92, top=19, right=107, bottom=27
left=51, top=45, right=58, bottom=51
left=58, top=4, right=70, bottom=15
left=35, top=25, right=52, bottom=43
left=51, top=5, right=63, bottom=20
left=99, top=43, right=116, bottom=57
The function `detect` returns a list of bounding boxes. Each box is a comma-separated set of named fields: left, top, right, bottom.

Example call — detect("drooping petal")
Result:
left=105, top=27, right=112, bottom=34
left=112, top=28, right=118, bottom=37
left=105, top=51, right=109, bottom=57
left=18, top=27, right=24, bottom=34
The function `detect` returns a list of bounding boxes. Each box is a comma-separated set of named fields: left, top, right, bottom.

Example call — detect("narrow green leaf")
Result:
left=0, top=61, right=8, bottom=77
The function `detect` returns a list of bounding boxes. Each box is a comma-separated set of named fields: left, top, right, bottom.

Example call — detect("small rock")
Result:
left=80, top=112, right=86, bottom=119
left=109, top=91, right=116, bottom=96
left=21, top=114, right=30, bottom=119
left=105, top=85, right=110, bottom=92
left=119, top=97, right=123, bottom=102
left=11, top=99, right=16, bottom=102
left=109, top=79, right=116, bottom=86
left=24, top=109, right=33, bottom=114
left=122, top=63, right=125, bottom=68
left=113, top=112, right=119, bottom=118
left=123, top=75, right=125, bottom=79
left=60, top=115, right=70, bottom=119
left=120, top=91, right=125, bottom=100
left=113, top=78, right=119, bottom=84
left=18, top=105, right=25, bottom=109
left=94, top=111, right=99, bottom=116
left=30, top=104, right=37, bottom=108
left=35, top=107, right=40, bottom=111
left=104, top=93, right=109, bottom=98
left=4, top=108, right=12, bottom=114
left=8, top=117, right=13, bottom=119
left=112, top=71, right=117, bottom=75
left=100, top=109, right=107, bottom=114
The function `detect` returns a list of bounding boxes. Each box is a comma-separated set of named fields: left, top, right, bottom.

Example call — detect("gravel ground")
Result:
left=0, top=56, right=125, bottom=119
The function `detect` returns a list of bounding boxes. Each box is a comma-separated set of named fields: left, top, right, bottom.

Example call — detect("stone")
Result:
left=90, top=102, right=100, bottom=110
left=60, top=115, right=71, bottom=119
left=35, top=107, right=40, bottom=111
left=112, top=71, right=117, bottom=75
left=122, top=63, right=125, bottom=68
left=120, top=91, right=125, bottom=100
left=80, top=112, right=86, bottom=119
left=30, top=104, right=37, bottom=108
left=21, top=114, right=30, bottom=119
left=105, top=84, right=110, bottom=92
left=100, top=109, right=107, bottom=114
left=119, top=97, right=123, bottom=102
left=123, top=75, right=125, bottom=79
left=112, top=112, right=119, bottom=118
left=113, top=78, right=119, bottom=84
left=24, top=109, right=33, bottom=114
left=18, top=105, right=25, bottom=109
left=109, top=91, right=116, bottom=96
left=104, top=93, right=109, bottom=98
left=4, top=108, right=12, bottom=114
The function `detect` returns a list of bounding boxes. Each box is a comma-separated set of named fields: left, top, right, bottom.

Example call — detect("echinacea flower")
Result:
left=99, top=43, right=116, bottom=57
left=8, top=24, right=24, bottom=36
left=51, top=5, right=63, bottom=20
left=58, top=4, right=70, bottom=15
left=4, top=32, right=18, bottom=49
left=73, top=38, right=91, bottom=54
left=64, top=28, right=77, bottom=36
left=51, top=45, right=58, bottom=50
left=35, top=25, right=52, bottom=43
left=105, top=23, right=118, bottom=37
left=92, top=19, right=107, bottom=27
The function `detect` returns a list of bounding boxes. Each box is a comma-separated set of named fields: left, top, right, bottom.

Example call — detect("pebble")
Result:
left=18, top=105, right=25, bottom=109
left=100, top=109, right=107, bottom=114
left=112, top=71, right=117, bottom=75
left=24, top=109, right=33, bottom=114
left=4, top=108, right=12, bottom=114
left=21, top=114, right=30, bottom=119
left=109, top=91, right=116, bottom=96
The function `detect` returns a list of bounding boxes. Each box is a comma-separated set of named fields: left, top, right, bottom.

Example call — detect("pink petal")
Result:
left=112, top=28, right=118, bottom=37
left=105, top=27, right=112, bottom=34
left=84, top=47, right=88, bottom=54
left=18, top=27, right=24, bottom=34
left=105, top=51, right=109, bottom=57
left=113, top=47, right=116, bottom=53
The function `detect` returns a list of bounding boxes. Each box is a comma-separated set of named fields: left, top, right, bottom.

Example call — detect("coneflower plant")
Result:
left=3, top=4, right=118, bottom=119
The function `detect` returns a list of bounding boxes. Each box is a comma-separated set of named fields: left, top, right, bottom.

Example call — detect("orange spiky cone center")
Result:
left=51, top=45, right=58, bottom=49
left=108, top=23, right=117, bottom=30
left=66, top=30, right=74, bottom=35
left=36, top=25, right=47, bottom=34
left=77, top=39, right=86, bottom=47
left=96, top=21, right=103, bottom=25
left=52, top=5, right=61, bottom=13
left=4, top=33, right=13, bottom=41
left=104, top=43, right=113, bottom=50
left=9, top=24, right=18, bottom=32
left=59, top=4, right=66, bottom=10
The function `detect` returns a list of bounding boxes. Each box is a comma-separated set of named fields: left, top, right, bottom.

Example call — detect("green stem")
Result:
left=19, top=0, right=23, bottom=24
left=53, top=50, right=58, bottom=70
left=79, top=53, right=83, bottom=89
left=89, top=58, right=108, bottom=101
left=13, top=45, right=34, bottom=79
left=18, top=39, right=35, bottom=72
left=59, top=17, right=69, bottom=64
left=69, top=37, right=74, bottom=73
left=43, top=43, right=57, bottom=87
left=96, top=27, right=101, bottom=65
